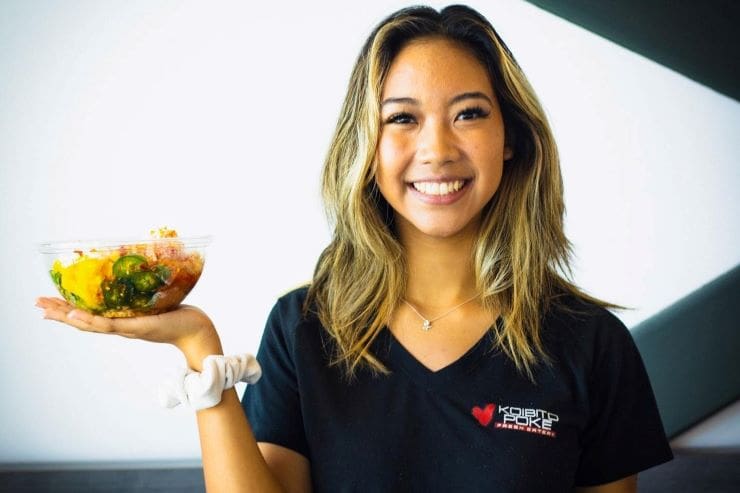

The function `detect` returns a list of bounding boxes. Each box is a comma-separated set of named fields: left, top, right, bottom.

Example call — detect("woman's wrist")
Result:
left=176, top=324, right=224, bottom=371
left=159, top=353, right=261, bottom=410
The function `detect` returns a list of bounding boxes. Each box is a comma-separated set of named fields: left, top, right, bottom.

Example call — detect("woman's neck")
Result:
left=399, top=223, right=479, bottom=309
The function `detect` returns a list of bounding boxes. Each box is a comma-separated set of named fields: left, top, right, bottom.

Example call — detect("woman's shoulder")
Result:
left=274, top=284, right=310, bottom=314
left=547, top=293, right=628, bottom=334
left=543, top=293, right=636, bottom=364
left=265, top=284, right=324, bottom=343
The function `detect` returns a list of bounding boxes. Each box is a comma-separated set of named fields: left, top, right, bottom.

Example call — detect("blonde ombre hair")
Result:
left=307, top=5, right=612, bottom=380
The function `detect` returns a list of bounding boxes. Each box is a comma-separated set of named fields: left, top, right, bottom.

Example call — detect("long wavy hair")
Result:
left=306, top=4, right=613, bottom=380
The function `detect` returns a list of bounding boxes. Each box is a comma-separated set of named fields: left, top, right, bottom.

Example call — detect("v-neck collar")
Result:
left=376, top=317, right=503, bottom=391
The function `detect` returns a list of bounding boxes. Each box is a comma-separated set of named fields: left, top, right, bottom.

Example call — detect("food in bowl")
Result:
left=39, top=228, right=210, bottom=317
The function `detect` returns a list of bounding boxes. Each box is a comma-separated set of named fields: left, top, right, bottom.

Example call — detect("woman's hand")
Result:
left=35, top=297, right=222, bottom=368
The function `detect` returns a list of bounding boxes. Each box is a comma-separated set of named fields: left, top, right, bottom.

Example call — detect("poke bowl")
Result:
left=39, top=228, right=210, bottom=318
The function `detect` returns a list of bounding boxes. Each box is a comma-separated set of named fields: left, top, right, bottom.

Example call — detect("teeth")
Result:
left=412, top=180, right=464, bottom=196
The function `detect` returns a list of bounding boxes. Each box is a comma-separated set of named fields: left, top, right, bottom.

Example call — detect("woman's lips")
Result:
left=407, top=179, right=471, bottom=205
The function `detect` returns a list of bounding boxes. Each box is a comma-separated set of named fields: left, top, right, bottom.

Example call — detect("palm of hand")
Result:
left=35, top=297, right=216, bottom=351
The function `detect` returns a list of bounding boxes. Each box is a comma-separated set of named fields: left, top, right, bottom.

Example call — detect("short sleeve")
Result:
left=241, top=298, right=310, bottom=458
left=574, top=311, right=673, bottom=486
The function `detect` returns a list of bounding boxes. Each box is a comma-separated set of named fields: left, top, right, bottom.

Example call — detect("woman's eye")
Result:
left=457, top=106, right=490, bottom=121
left=385, top=112, right=416, bottom=125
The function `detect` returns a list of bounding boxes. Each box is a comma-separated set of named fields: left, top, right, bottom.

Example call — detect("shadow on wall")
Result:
left=631, top=263, right=740, bottom=438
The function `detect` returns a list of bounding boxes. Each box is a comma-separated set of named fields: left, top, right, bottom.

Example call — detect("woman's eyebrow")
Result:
left=381, top=96, right=418, bottom=107
left=449, top=91, right=494, bottom=106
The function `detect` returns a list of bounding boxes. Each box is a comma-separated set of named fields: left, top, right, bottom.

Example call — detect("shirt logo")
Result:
left=471, top=403, right=560, bottom=438
left=471, top=403, right=496, bottom=426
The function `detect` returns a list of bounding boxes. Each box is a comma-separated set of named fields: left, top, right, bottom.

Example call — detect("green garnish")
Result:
left=112, top=255, right=147, bottom=278
left=102, top=279, right=133, bottom=309
left=50, top=270, right=63, bottom=289
left=130, top=271, right=163, bottom=293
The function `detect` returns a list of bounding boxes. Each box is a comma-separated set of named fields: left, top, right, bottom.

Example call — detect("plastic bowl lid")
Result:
left=38, top=235, right=212, bottom=254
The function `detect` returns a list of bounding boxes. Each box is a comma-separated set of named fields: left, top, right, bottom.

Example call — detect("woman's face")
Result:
left=376, top=37, right=511, bottom=241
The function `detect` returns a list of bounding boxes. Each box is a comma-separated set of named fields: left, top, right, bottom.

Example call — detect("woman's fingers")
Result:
left=44, top=306, right=115, bottom=332
left=36, top=296, right=74, bottom=311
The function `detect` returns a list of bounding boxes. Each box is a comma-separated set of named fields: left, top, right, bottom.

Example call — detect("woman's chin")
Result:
left=401, top=219, right=480, bottom=242
left=393, top=210, right=483, bottom=243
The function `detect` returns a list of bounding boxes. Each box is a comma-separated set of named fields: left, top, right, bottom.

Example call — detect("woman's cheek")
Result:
left=377, top=131, right=412, bottom=174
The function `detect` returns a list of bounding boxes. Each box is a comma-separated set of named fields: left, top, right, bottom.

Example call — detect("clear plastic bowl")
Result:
left=39, top=235, right=211, bottom=318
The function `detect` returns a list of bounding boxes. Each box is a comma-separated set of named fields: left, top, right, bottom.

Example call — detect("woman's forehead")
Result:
left=381, top=38, right=494, bottom=100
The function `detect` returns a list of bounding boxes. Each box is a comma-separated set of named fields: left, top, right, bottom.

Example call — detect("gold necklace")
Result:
left=403, top=294, right=480, bottom=331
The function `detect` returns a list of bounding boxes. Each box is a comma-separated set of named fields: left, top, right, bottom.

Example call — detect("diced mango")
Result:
left=52, top=256, right=115, bottom=310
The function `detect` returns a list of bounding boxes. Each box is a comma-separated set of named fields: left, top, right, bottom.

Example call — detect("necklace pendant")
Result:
left=422, top=319, right=432, bottom=331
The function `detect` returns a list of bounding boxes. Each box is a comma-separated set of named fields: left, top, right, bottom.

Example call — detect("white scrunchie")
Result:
left=158, top=354, right=262, bottom=410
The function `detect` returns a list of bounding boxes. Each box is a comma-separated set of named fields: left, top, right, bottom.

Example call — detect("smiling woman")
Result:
left=36, top=4, right=673, bottom=493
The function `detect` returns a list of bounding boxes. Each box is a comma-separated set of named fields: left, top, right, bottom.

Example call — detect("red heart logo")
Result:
left=472, top=403, right=496, bottom=427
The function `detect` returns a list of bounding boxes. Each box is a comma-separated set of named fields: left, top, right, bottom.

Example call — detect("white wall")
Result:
left=0, top=0, right=737, bottom=463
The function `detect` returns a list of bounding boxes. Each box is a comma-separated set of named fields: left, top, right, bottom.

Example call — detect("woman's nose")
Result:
left=416, top=120, right=459, bottom=166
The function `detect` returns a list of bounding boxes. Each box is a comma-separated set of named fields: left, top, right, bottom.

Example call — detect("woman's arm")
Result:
left=37, top=297, right=312, bottom=493
left=575, top=475, right=637, bottom=493
left=186, top=339, right=312, bottom=493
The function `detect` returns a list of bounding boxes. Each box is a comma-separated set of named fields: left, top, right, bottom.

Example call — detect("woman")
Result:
left=37, top=5, right=673, bottom=492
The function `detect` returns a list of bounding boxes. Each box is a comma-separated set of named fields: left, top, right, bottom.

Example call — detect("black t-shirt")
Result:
left=242, top=287, right=673, bottom=492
